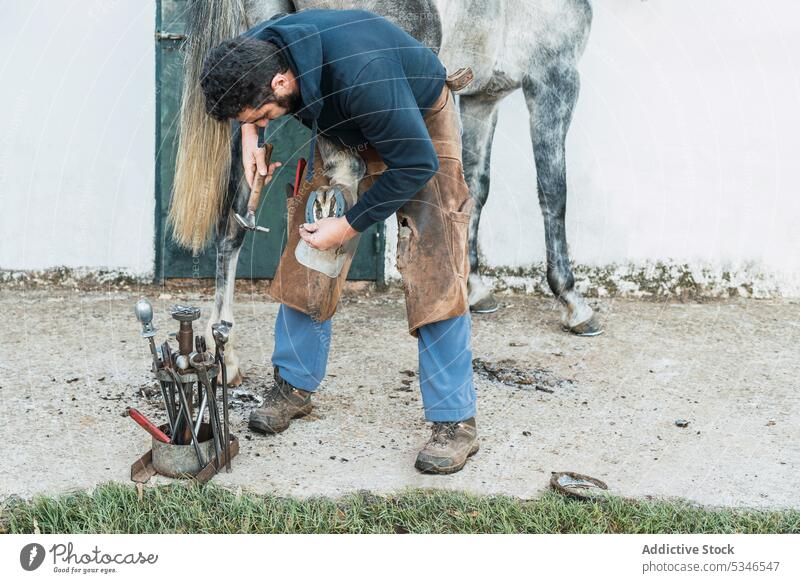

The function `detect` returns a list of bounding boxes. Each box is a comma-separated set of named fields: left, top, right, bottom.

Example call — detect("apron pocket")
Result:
left=448, top=210, right=471, bottom=278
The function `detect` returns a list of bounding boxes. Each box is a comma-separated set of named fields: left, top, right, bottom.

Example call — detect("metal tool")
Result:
left=134, top=298, right=159, bottom=364
left=171, top=305, right=201, bottom=356
left=234, top=143, right=274, bottom=233
left=164, top=364, right=205, bottom=466
left=134, top=298, right=178, bottom=433
left=193, top=390, right=208, bottom=436
left=174, top=354, right=190, bottom=371
left=212, top=320, right=233, bottom=471
left=162, top=341, right=195, bottom=446
left=190, top=352, right=222, bottom=470
left=127, top=407, right=170, bottom=443
left=210, top=321, right=231, bottom=350
left=160, top=341, right=178, bottom=434
left=135, top=299, right=167, bottom=411
left=191, top=336, right=211, bottom=439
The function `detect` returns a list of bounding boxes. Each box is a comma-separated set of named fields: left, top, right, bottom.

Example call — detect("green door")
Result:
left=154, top=0, right=384, bottom=282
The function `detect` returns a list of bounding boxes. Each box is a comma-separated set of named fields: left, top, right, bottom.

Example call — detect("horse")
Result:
left=168, top=0, right=599, bottom=386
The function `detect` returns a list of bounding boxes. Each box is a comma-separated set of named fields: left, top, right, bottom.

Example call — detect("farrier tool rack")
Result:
left=129, top=298, right=238, bottom=482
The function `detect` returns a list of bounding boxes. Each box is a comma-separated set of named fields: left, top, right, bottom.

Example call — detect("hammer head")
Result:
left=235, top=211, right=270, bottom=233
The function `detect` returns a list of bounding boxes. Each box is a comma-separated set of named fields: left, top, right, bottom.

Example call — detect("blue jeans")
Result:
left=271, top=304, right=476, bottom=422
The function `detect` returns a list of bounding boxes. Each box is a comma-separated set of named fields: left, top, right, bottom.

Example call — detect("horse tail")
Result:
left=168, top=0, right=249, bottom=253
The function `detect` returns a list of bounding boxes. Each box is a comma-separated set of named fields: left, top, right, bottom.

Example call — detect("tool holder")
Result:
left=130, top=299, right=238, bottom=484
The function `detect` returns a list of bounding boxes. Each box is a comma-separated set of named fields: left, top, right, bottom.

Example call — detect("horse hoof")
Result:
left=565, top=314, right=603, bottom=337
left=227, top=370, right=244, bottom=387
left=470, top=293, right=500, bottom=314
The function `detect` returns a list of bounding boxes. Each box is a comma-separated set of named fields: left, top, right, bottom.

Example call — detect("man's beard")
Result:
left=273, top=90, right=301, bottom=115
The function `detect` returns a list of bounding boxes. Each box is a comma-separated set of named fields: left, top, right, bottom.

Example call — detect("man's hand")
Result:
left=299, top=217, right=358, bottom=251
left=241, top=123, right=281, bottom=188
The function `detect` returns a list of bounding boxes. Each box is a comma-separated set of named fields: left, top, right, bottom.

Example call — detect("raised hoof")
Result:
left=469, top=293, right=499, bottom=314
left=564, top=314, right=603, bottom=337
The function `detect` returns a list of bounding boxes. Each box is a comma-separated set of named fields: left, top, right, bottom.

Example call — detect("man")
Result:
left=200, top=9, right=477, bottom=474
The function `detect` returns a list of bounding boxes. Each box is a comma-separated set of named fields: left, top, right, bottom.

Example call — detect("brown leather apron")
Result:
left=270, top=69, right=474, bottom=335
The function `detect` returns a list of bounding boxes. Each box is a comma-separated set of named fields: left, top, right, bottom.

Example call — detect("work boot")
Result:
left=248, top=368, right=313, bottom=434
left=415, top=417, right=479, bottom=474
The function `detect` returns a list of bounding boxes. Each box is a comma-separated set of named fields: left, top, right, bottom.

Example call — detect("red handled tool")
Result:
left=127, top=407, right=171, bottom=443
left=293, top=158, right=307, bottom=197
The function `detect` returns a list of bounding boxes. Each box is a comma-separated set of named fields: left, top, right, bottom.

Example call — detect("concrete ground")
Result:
left=1, top=287, right=797, bottom=508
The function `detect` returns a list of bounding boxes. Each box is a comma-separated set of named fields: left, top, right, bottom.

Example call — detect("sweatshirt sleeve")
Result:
left=343, top=58, right=439, bottom=232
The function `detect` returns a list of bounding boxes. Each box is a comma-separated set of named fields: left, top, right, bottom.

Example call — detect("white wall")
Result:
left=1, top=0, right=798, bottom=293
left=481, top=0, right=800, bottom=285
left=0, top=0, right=155, bottom=274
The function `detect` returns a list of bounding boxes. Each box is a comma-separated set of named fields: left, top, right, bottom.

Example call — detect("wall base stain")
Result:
left=2, top=261, right=798, bottom=299
left=0, top=267, right=146, bottom=290
left=477, top=261, right=799, bottom=300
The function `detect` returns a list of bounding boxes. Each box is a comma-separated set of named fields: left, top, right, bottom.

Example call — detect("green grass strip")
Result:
left=1, top=483, right=798, bottom=534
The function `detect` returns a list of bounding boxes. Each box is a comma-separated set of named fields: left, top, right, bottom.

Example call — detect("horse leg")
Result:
left=459, top=92, right=503, bottom=314
left=206, top=227, right=245, bottom=386
left=316, top=134, right=365, bottom=197
left=522, top=64, right=601, bottom=336
left=205, top=128, right=249, bottom=386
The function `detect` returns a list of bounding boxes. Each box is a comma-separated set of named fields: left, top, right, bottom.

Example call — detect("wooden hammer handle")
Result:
left=248, top=143, right=274, bottom=214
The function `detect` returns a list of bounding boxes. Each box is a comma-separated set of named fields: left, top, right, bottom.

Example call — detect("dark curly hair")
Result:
left=200, top=37, right=289, bottom=121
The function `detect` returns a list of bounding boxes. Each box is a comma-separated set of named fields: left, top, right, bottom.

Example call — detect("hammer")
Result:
left=234, top=143, right=274, bottom=233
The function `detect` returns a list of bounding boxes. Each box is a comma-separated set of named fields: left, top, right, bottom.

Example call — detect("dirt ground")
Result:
left=1, top=287, right=797, bottom=508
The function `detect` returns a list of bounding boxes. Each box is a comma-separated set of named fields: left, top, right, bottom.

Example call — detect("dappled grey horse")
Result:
left=169, top=0, right=599, bottom=385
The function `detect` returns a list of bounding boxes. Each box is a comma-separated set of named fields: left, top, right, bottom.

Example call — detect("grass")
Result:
left=1, top=483, right=798, bottom=534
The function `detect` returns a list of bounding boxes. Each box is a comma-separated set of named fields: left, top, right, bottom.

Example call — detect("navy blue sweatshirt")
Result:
left=243, top=9, right=446, bottom=232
